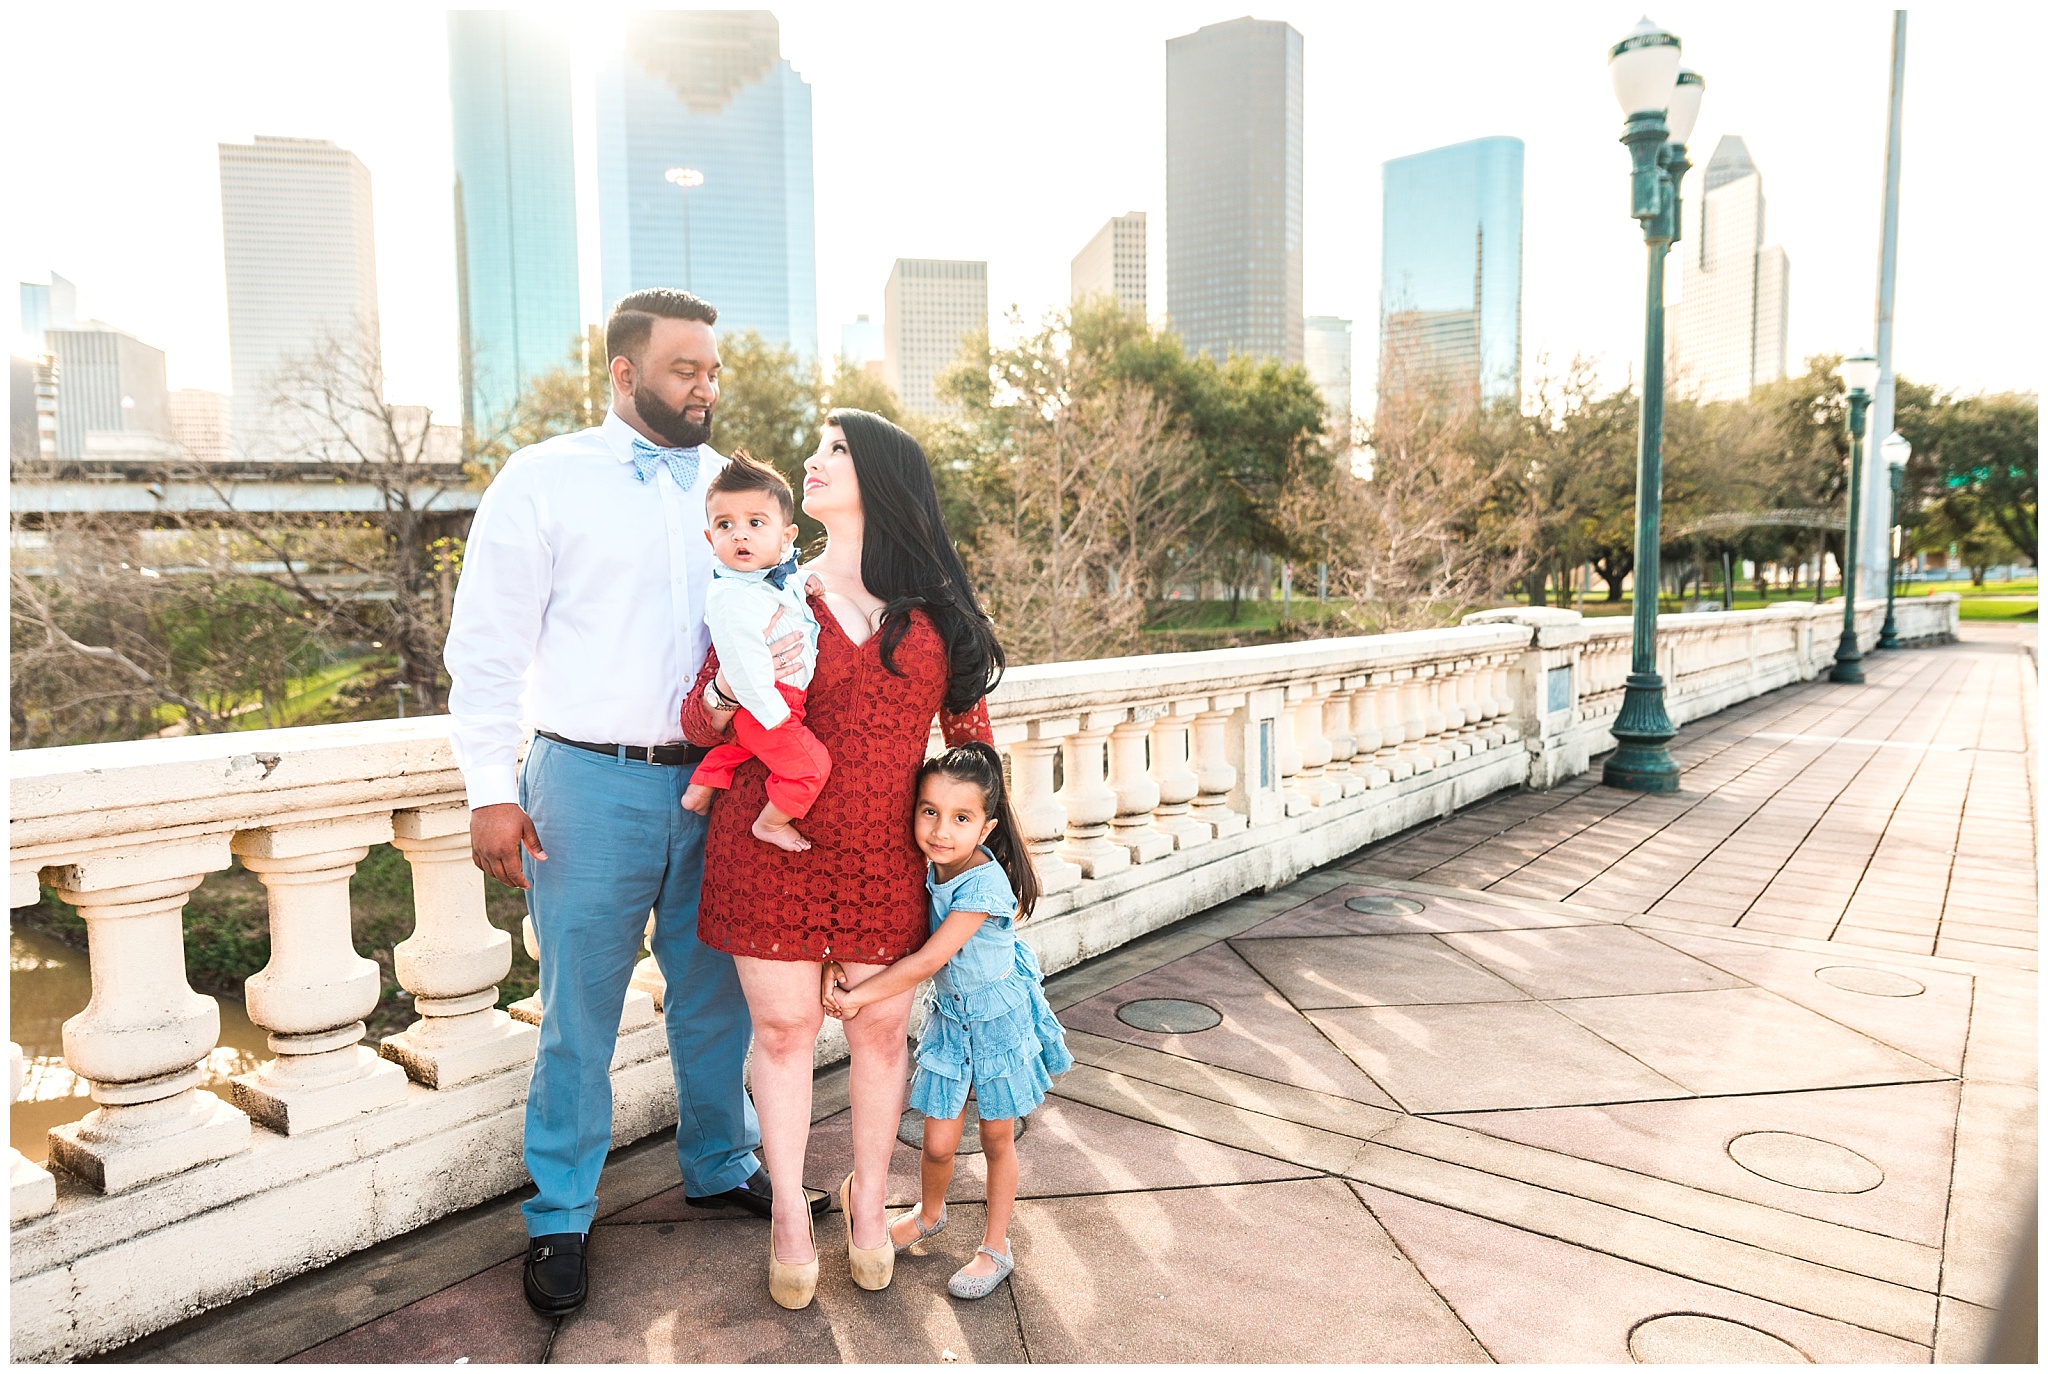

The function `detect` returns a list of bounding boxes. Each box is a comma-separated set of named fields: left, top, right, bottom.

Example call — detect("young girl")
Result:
left=822, top=740, right=1071, bottom=1300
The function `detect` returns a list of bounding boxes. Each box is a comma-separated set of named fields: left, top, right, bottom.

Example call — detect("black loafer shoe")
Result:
left=685, top=1166, right=829, bottom=1219
left=524, top=1232, right=588, bottom=1316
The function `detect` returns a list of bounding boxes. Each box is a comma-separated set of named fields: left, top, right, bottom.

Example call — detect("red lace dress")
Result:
left=682, top=591, right=993, bottom=963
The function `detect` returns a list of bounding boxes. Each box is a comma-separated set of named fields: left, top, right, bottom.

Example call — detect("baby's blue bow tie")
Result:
left=764, top=552, right=801, bottom=590
left=629, top=436, right=702, bottom=489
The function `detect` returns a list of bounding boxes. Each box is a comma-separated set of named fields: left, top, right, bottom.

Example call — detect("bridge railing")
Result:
left=5, top=593, right=1958, bottom=1360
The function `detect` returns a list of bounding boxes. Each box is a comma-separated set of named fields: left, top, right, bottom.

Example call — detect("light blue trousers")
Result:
left=518, top=735, right=760, bottom=1236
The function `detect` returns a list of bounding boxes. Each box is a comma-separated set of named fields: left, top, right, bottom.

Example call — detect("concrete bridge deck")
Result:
left=111, top=627, right=2036, bottom=1364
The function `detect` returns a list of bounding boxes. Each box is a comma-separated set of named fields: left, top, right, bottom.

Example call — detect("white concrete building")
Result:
left=1072, top=212, right=1147, bottom=318
left=1303, top=315, right=1353, bottom=442
left=218, top=137, right=381, bottom=457
left=169, top=389, right=232, bottom=464
left=882, top=258, right=986, bottom=416
left=1671, top=136, right=1790, bottom=404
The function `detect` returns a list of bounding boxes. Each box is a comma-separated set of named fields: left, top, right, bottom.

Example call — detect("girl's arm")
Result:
left=827, top=909, right=991, bottom=1018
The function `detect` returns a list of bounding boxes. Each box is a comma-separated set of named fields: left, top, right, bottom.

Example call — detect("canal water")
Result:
left=10, top=924, right=269, bottom=1163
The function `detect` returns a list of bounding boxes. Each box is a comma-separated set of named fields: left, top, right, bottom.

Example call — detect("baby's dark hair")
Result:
left=706, top=450, right=795, bottom=525
left=916, top=740, right=1041, bottom=919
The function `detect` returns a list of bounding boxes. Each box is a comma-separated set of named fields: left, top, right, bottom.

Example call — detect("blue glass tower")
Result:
left=449, top=11, right=582, bottom=437
left=1380, top=136, right=1524, bottom=405
left=597, top=11, right=817, bottom=363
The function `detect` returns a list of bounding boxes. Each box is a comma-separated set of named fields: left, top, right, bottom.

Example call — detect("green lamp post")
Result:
left=1877, top=430, right=1912, bottom=649
left=1601, top=19, right=1704, bottom=794
left=1830, top=353, right=1879, bottom=683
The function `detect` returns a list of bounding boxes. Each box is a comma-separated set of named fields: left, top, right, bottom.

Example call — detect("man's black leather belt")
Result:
left=536, top=731, right=709, bottom=766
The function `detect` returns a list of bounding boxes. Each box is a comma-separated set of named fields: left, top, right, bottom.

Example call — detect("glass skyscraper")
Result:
left=1165, top=17, right=1304, bottom=366
left=597, top=11, right=817, bottom=363
left=1379, top=136, right=1524, bottom=406
left=449, top=11, right=582, bottom=437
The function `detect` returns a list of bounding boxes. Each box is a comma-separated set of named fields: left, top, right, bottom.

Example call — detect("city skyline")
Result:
left=5, top=5, right=2034, bottom=421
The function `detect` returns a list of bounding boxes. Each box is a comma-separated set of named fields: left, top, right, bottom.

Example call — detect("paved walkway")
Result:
left=119, top=628, right=2037, bottom=1364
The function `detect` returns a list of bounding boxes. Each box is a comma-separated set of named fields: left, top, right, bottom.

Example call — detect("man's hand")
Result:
left=764, top=605, right=805, bottom=683
left=472, top=803, right=546, bottom=890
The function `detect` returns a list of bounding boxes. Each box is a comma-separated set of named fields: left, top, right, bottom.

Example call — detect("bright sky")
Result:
left=6, top=2, right=2040, bottom=424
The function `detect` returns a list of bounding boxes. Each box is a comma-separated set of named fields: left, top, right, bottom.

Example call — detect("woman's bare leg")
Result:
left=734, top=955, right=826, bottom=1264
left=835, top=959, right=915, bottom=1251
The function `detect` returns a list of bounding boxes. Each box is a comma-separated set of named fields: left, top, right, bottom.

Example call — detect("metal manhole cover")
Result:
left=898, top=1098, right=1025, bottom=1155
left=1814, top=965, right=1925, bottom=998
left=1628, top=1313, right=1810, bottom=1363
left=1345, top=895, right=1426, bottom=917
left=1115, top=998, right=1223, bottom=1034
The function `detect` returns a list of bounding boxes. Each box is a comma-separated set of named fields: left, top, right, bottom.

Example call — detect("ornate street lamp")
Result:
left=1877, top=430, right=1912, bottom=649
left=665, top=167, right=705, bottom=292
left=1601, top=19, right=1703, bottom=794
left=1830, top=353, right=1880, bottom=682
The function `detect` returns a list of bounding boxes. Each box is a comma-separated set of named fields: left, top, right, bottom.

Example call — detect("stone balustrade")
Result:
left=5, top=594, right=1958, bottom=1360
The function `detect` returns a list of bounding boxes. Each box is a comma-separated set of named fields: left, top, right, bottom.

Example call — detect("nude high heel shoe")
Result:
left=840, top=1172, right=895, bottom=1291
left=768, top=1199, right=818, bottom=1310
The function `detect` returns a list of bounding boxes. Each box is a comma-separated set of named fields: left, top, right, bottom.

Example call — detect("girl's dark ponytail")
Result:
left=919, top=740, right=1041, bottom=920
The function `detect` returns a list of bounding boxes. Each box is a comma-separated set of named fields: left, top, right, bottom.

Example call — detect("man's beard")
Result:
left=635, top=386, right=713, bottom=448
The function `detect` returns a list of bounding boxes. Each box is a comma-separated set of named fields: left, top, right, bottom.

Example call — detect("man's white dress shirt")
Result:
left=446, top=410, right=728, bottom=809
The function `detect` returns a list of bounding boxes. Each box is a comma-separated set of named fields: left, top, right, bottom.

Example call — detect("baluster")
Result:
left=1149, top=707, right=1212, bottom=850
left=1397, top=675, right=1436, bottom=775
left=1188, top=706, right=1249, bottom=836
left=11, top=1042, right=55, bottom=1221
left=630, top=913, right=664, bottom=1010
left=230, top=818, right=408, bottom=1134
left=1455, top=664, right=1488, bottom=753
left=508, top=912, right=658, bottom=1031
left=1274, top=694, right=1312, bottom=816
left=1494, top=657, right=1524, bottom=741
left=1060, top=715, right=1129, bottom=877
left=1421, top=670, right=1460, bottom=763
left=1324, top=687, right=1366, bottom=797
left=1292, top=684, right=1340, bottom=806
left=1108, top=714, right=1174, bottom=862
left=1350, top=681, right=1392, bottom=788
left=380, top=806, right=538, bottom=1089
left=45, top=839, right=251, bottom=1194
left=1008, top=726, right=1083, bottom=892
left=1370, top=679, right=1412, bottom=781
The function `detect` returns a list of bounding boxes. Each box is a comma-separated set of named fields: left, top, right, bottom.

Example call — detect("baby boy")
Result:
left=680, top=454, right=830, bottom=851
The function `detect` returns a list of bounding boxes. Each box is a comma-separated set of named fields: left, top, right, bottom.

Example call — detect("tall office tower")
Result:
left=1302, top=315, right=1353, bottom=438
left=18, top=273, right=77, bottom=352
left=883, top=259, right=986, bottom=416
left=839, top=313, right=882, bottom=369
left=449, top=10, right=582, bottom=437
left=46, top=326, right=176, bottom=462
left=1165, top=18, right=1303, bottom=365
left=1071, top=211, right=1147, bottom=318
left=170, top=389, right=234, bottom=463
left=1379, top=136, right=1524, bottom=407
left=597, top=10, right=817, bottom=361
left=219, top=136, right=380, bottom=458
left=1671, top=136, right=1790, bottom=403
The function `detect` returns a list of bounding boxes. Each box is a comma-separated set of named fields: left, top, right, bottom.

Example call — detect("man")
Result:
left=446, top=288, right=822, bottom=1318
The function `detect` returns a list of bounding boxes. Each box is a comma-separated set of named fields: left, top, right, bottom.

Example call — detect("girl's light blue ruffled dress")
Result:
left=907, top=849, right=1073, bottom=1122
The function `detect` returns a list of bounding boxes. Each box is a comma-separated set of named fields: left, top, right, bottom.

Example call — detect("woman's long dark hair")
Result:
left=918, top=741, right=1040, bottom=919
left=828, top=408, right=1003, bottom=714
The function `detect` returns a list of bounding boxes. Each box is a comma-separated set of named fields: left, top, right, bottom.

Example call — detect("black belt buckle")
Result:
left=538, top=731, right=707, bottom=766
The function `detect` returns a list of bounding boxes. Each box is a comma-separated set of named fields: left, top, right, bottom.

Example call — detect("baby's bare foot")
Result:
left=753, top=812, right=811, bottom=852
left=681, top=782, right=716, bottom=814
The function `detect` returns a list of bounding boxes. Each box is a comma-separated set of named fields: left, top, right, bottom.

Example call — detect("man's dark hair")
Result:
left=605, top=289, right=717, bottom=364
left=705, top=451, right=796, bottom=526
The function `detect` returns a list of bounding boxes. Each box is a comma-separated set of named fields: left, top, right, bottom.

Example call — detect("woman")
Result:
left=681, top=409, right=1003, bottom=1308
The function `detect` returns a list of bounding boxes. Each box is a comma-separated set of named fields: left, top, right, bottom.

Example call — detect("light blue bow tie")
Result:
left=629, top=436, right=702, bottom=489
